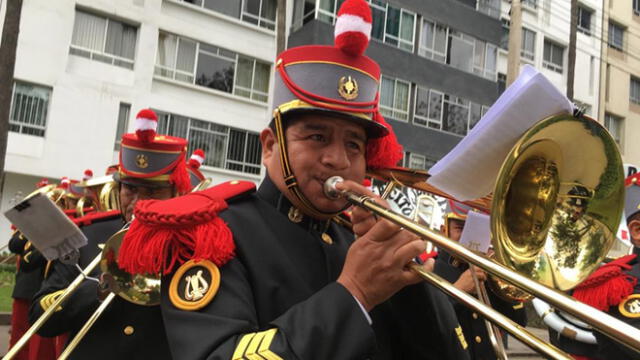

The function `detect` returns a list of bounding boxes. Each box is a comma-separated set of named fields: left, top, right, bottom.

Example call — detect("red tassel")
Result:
left=573, top=254, right=637, bottom=311
left=169, top=153, right=192, bottom=194
left=118, top=197, right=234, bottom=275
left=366, top=112, right=403, bottom=169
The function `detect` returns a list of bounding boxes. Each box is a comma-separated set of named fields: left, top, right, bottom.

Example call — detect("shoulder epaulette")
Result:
left=573, top=254, right=638, bottom=311
left=118, top=181, right=252, bottom=275
left=73, top=210, right=121, bottom=227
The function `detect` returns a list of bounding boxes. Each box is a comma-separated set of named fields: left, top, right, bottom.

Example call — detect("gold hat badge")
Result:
left=338, top=76, right=358, bottom=100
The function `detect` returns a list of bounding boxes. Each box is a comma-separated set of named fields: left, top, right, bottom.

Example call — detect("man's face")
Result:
left=119, top=183, right=174, bottom=222
left=261, top=115, right=368, bottom=216
left=447, top=219, right=465, bottom=242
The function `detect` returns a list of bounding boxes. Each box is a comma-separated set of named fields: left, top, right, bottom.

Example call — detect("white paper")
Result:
left=428, top=65, right=574, bottom=201
left=4, top=193, right=87, bottom=261
left=458, top=212, right=491, bottom=254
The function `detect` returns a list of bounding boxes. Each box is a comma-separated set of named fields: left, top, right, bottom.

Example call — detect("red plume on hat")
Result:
left=82, top=169, right=93, bottom=181
left=334, top=0, right=373, bottom=57
left=366, top=112, right=403, bottom=169
left=188, top=149, right=205, bottom=169
left=134, top=109, right=158, bottom=143
left=60, top=177, right=71, bottom=190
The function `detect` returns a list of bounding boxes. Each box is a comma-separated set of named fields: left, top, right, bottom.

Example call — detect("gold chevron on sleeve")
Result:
left=232, top=328, right=283, bottom=360
left=39, top=290, right=65, bottom=312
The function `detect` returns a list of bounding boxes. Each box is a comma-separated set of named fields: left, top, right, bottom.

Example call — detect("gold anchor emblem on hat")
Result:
left=184, top=270, right=209, bottom=301
left=338, top=76, right=358, bottom=100
left=135, top=154, right=149, bottom=169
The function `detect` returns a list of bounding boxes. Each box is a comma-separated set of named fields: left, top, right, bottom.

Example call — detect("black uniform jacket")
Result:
left=595, top=255, right=640, bottom=360
left=161, top=177, right=471, bottom=360
left=9, top=231, right=48, bottom=300
left=434, top=250, right=527, bottom=360
left=29, top=215, right=172, bottom=360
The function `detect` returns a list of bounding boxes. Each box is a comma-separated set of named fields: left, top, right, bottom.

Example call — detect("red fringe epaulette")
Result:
left=118, top=180, right=255, bottom=275
left=73, top=209, right=121, bottom=227
left=573, top=254, right=638, bottom=311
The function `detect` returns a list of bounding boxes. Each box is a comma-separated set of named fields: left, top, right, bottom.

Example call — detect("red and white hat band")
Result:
left=335, top=14, right=372, bottom=40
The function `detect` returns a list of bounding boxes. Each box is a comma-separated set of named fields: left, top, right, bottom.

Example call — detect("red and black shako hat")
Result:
left=272, top=0, right=403, bottom=217
left=114, top=109, right=191, bottom=194
left=187, top=149, right=206, bottom=188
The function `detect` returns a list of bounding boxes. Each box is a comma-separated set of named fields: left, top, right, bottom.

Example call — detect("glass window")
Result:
left=604, top=113, right=623, bottom=146
left=631, top=77, right=640, bottom=105
left=70, top=10, right=137, bottom=69
left=469, top=102, right=482, bottom=131
left=114, top=103, right=131, bottom=150
left=414, top=86, right=429, bottom=127
left=476, top=0, right=500, bottom=18
left=442, top=95, right=469, bottom=136
left=414, top=87, right=443, bottom=129
left=157, top=111, right=262, bottom=175
left=522, top=0, right=537, bottom=9
left=380, top=76, right=410, bottom=121
left=635, top=0, right=640, bottom=15
left=9, top=82, right=51, bottom=137
left=449, top=31, right=474, bottom=73
left=155, top=32, right=270, bottom=103
left=578, top=6, right=592, bottom=35
left=543, top=40, right=564, bottom=74
left=180, top=0, right=276, bottom=30
left=408, top=153, right=426, bottom=169
left=608, top=22, right=624, bottom=50
left=521, top=28, right=536, bottom=61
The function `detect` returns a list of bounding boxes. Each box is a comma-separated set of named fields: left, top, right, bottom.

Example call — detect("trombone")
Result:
left=326, top=114, right=640, bottom=357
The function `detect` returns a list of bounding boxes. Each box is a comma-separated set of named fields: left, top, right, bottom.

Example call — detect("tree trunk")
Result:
left=566, top=0, right=578, bottom=101
left=0, top=0, right=23, bottom=201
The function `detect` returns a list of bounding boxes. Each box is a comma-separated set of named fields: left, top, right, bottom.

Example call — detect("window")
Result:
left=419, top=18, right=497, bottom=80
left=157, top=112, right=262, bottom=175
left=476, top=0, right=500, bottom=19
left=608, top=22, right=624, bottom=51
left=370, top=1, right=416, bottom=51
left=403, top=152, right=436, bottom=170
left=543, top=40, right=564, bottom=73
left=604, top=113, right=623, bottom=146
left=179, top=0, right=277, bottom=30
left=114, top=103, right=131, bottom=150
left=380, top=76, right=410, bottom=121
left=522, top=0, right=537, bottom=9
left=573, top=100, right=591, bottom=116
left=70, top=10, right=137, bottom=69
left=414, top=85, right=486, bottom=137
left=497, top=73, right=507, bottom=95
left=9, top=82, right=51, bottom=137
left=635, top=0, right=640, bottom=15
left=155, top=32, right=270, bottom=102
left=631, top=77, right=640, bottom=105
left=577, top=6, right=592, bottom=35
left=521, top=28, right=536, bottom=61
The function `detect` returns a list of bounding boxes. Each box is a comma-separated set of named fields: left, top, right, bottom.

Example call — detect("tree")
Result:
left=0, top=0, right=24, bottom=200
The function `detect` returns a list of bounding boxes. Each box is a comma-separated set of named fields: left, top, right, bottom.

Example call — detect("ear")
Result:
left=629, top=219, right=640, bottom=246
left=260, top=128, right=277, bottom=167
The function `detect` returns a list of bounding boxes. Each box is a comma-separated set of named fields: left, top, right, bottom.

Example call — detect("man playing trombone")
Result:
left=117, top=1, right=470, bottom=359
left=28, top=108, right=192, bottom=360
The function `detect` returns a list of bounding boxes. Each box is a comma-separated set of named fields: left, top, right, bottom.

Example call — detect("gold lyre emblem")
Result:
left=619, top=294, right=640, bottom=318
left=184, top=270, right=209, bottom=301
left=338, top=76, right=359, bottom=100
left=135, top=154, right=149, bottom=169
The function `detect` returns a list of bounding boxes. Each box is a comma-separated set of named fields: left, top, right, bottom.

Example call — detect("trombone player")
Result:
left=434, top=200, right=527, bottom=360
left=118, top=1, right=470, bottom=359
left=28, top=108, right=191, bottom=359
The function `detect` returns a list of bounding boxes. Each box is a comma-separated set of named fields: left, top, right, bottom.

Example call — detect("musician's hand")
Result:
left=336, top=180, right=424, bottom=312
left=454, top=267, right=486, bottom=294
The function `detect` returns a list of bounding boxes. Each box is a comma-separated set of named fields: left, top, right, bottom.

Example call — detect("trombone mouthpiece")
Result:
left=324, top=176, right=344, bottom=199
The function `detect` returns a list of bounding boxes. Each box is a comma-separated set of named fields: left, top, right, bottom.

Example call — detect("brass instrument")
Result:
left=325, top=114, right=640, bottom=357
left=75, top=176, right=120, bottom=217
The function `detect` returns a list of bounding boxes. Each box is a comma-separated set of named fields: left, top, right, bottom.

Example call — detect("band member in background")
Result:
left=434, top=200, right=527, bottom=360
left=117, top=1, right=470, bottom=359
left=28, top=108, right=191, bottom=360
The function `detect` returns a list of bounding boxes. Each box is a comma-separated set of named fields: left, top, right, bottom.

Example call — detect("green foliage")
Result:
left=0, top=269, right=14, bottom=312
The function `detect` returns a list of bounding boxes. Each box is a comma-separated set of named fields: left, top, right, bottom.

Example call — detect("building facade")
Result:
left=0, top=0, right=279, bottom=243
left=600, top=0, right=640, bottom=168
left=291, top=0, right=504, bottom=170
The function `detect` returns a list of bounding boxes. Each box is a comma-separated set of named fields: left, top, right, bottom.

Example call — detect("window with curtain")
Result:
left=70, top=10, right=137, bottom=69
left=114, top=103, right=131, bottom=150
left=155, top=32, right=271, bottom=103
left=156, top=111, right=262, bottom=175
left=413, top=85, right=487, bottom=136
left=521, top=28, right=536, bottom=61
left=380, top=76, right=410, bottom=121
left=178, top=0, right=276, bottom=30
left=442, top=95, right=469, bottom=136
left=604, top=113, right=623, bottom=146
left=608, top=22, right=624, bottom=51
left=630, top=77, right=640, bottom=105
left=448, top=31, right=474, bottom=73
left=9, top=81, right=52, bottom=137
left=543, top=40, right=564, bottom=74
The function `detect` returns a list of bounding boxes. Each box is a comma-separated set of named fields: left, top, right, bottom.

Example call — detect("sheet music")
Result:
left=458, top=211, right=491, bottom=253
left=427, top=65, right=574, bottom=201
left=4, top=193, right=87, bottom=261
